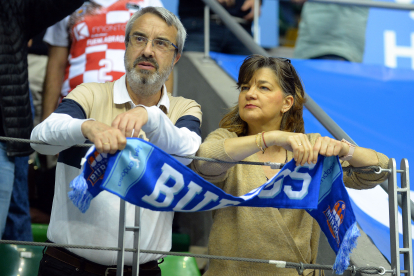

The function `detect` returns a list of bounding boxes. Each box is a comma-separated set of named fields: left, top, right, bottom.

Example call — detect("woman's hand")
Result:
left=269, top=132, right=349, bottom=166
left=313, top=136, right=348, bottom=162
left=270, top=131, right=314, bottom=166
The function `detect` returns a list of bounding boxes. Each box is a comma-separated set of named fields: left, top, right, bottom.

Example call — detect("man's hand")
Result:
left=81, top=121, right=127, bottom=154
left=241, top=0, right=261, bottom=21
left=111, top=106, right=148, bottom=138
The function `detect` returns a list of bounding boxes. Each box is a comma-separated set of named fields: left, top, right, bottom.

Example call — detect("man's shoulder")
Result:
left=167, top=93, right=200, bottom=108
left=82, top=81, right=114, bottom=89
left=166, top=93, right=202, bottom=122
left=75, top=81, right=114, bottom=91
left=66, top=81, right=115, bottom=103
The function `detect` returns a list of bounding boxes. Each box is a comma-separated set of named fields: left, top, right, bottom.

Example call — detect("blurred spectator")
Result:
left=28, top=31, right=49, bottom=127
left=294, top=1, right=369, bottom=62
left=41, top=0, right=165, bottom=121
left=278, top=1, right=303, bottom=47
left=2, top=37, right=41, bottom=241
left=25, top=31, right=57, bottom=225
left=179, top=0, right=260, bottom=55
left=0, top=0, right=84, bottom=239
left=2, top=155, right=32, bottom=241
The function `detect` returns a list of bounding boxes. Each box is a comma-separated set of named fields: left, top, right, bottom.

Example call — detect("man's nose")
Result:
left=142, top=40, right=155, bottom=57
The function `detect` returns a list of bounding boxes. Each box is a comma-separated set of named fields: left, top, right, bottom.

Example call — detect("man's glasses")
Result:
left=129, top=35, right=178, bottom=52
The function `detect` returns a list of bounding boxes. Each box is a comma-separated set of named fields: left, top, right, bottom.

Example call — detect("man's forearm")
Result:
left=142, top=106, right=201, bottom=165
left=31, top=113, right=88, bottom=155
left=32, top=98, right=90, bottom=155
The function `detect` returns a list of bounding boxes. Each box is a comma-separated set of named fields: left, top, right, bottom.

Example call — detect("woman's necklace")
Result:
left=285, top=148, right=288, bottom=163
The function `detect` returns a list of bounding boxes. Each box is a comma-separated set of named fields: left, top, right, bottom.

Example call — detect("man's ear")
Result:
left=174, top=53, right=181, bottom=65
left=282, top=95, right=294, bottom=113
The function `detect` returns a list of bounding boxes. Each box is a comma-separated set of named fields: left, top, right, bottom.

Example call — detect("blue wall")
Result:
left=364, top=0, right=414, bottom=69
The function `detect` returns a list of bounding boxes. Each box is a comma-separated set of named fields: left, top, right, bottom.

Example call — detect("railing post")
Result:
left=388, top=158, right=399, bottom=276
left=400, top=159, right=413, bottom=276
left=131, top=206, right=141, bottom=276
left=204, top=5, right=210, bottom=60
left=117, top=199, right=127, bottom=276
left=388, top=158, right=413, bottom=276
left=253, top=0, right=259, bottom=44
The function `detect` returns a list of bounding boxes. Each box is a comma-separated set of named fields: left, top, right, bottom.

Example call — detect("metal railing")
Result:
left=289, top=0, right=414, bottom=11
left=21, top=157, right=407, bottom=276
left=388, top=159, right=413, bottom=276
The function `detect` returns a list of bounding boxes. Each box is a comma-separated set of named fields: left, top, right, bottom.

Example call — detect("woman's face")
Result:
left=238, top=67, right=292, bottom=131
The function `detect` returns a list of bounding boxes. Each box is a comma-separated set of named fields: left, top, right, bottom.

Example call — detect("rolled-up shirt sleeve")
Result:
left=140, top=105, right=202, bottom=166
left=30, top=99, right=91, bottom=155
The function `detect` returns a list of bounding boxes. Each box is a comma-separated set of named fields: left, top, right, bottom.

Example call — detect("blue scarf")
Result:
left=69, top=138, right=359, bottom=274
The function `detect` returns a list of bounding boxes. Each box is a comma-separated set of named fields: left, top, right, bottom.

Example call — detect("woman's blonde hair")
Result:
left=219, top=55, right=306, bottom=136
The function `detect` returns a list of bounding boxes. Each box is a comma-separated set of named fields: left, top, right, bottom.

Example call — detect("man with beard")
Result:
left=31, top=7, right=202, bottom=276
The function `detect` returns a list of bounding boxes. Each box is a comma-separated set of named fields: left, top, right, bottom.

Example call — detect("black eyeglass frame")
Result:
left=272, top=57, right=296, bottom=96
left=275, top=57, right=291, bottom=64
left=129, top=34, right=178, bottom=51
left=274, top=56, right=293, bottom=76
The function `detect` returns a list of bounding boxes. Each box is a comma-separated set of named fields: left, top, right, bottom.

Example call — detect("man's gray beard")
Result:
left=126, top=59, right=174, bottom=97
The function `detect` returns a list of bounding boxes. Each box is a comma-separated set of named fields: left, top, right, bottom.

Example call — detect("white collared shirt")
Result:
left=113, top=75, right=170, bottom=113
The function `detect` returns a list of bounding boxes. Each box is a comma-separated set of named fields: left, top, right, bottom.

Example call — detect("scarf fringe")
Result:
left=332, top=221, right=360, bottom=274
left=68, top=174, right=93, bottom=213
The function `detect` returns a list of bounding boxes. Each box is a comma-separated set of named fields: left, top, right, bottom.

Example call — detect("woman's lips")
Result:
left=245, top=104, right=257, bottom=109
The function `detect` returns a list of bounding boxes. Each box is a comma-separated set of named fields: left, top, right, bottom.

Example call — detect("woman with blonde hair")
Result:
left=192, top=54, right=389, bottom=276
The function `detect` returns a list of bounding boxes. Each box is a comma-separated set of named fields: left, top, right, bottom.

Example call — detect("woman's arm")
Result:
left=192, top=129, right=239, bottom=182
left=194, top=128, right=389, bottom=187
left=203, top=129, right=388, bottom=168
left=310, top=135, right=389, bottom=189
left=312, top=136, right=382, bottom=167
left=342, top=150, right=389, bottom=189
left=224, top=130, right=317, bottom=166
left=193, top=129, right=317, bottom=180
